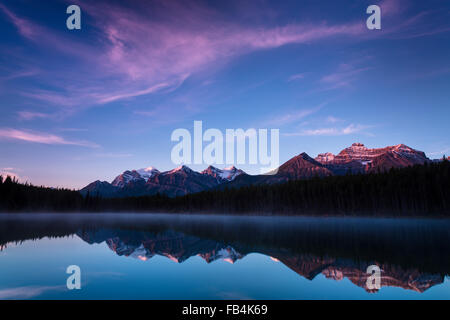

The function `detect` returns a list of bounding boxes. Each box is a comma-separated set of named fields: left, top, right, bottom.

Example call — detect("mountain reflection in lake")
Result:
left=0, top=214, right=449, bottom=299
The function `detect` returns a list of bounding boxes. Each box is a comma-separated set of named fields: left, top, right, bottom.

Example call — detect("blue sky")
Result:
left=0, top=0, right=449, bottom=189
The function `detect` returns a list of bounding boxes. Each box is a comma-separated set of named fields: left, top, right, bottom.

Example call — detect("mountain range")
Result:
left=81, top=143, right=431, bottom=198
left=81, top=165, right=245, bottom=198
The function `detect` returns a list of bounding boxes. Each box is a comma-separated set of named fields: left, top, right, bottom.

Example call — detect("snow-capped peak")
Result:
left=315, top=152, right=335, bottom=163
left=111, top=166, right=159, bottom=187
left=166, top=165, right=193, bottom=174
left=201, top=165, right=245, bottom=181
left=136, top=166, right=159, bottom=180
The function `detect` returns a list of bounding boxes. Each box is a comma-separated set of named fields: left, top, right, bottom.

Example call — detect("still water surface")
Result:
left=0, top=213, right=449, bottom=299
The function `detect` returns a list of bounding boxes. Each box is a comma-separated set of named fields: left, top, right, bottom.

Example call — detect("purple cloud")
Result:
left=0, top=128, right=99, bottom=148
left=2, top=0, right=447, bottom=123
left=0, top=1, right=366, bottom=114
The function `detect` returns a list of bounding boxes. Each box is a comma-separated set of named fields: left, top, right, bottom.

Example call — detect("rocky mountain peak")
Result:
left=351, top=142, right=365, bottom=147
left=165, top=165, right=194, bottom=175
left=315, top=152, right=335, bottom=163
left=201, top=165, right=245, bottom=181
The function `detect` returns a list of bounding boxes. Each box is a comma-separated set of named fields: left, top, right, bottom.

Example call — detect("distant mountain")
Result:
left=315, top=143, right=429, bottom=174
left=201, top=165, right=245, bottom=182
left=219, top=152, right=333, bottom=189
left=141, top=165, right=220, bottom=197
left=221, top=142, right=430, bottom=189
left=276, top=152, right=334, bottom=179
left=81, top=180, right=119, bottom=197
left=111, top=167, right=160, bottom=187
left=81, top=165, right=245, bottom=198
left=80, top=142, right=431, bottom=198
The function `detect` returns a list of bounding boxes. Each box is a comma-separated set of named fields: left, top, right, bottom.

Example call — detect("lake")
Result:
left=0, top=213, right=449, bottom=300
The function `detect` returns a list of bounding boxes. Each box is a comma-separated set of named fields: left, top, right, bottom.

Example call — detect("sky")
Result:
left=0, top=0, right=449, bottom=189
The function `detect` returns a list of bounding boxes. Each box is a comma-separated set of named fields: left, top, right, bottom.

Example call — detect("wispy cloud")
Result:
left=1, top=69, right=39, bottom=81
left=379, top=0, right=407, bottom=17
left=1, top=0, right=447, bottom=125
left=17, top=111, right=53, bottom=121
left=0, top=1, right=366, bottom=117
left=0, top=3, right=36, bottom=39
left=95, top=82, right=172, bottom=104
left=133, top=110, right=158, bottom=117
left=0, top=128, right=99, bottom=148
left=133, top=103, right=202, bottom=125
left=287, top=73, right=306, bottom=82
left=92, top=10, right=364, bottom=81
left=377, top=2, right=450, bottom=40
left=56, top=128, right=89, bottom=132
left=94, top=152, right=134, bottom=158
left=319, top=65, right=371, bottom=90
left=325, top=116, right=342, bottom=123
left=267, top=103, right=325, bottom=126
left=0, top=4, right=96, bottom=59
left=284, top=124, right=371, bottom=136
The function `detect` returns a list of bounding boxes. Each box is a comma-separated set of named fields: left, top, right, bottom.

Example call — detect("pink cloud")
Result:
left=22, top=91, right=82, bottom=109
left=0, top=4, right=96, bottom=60
left=0, top=3, right=36, bottom=39
left=379, top=0, right=406, bottom=17
left=17, top=111, right=52, bottom=121
left=94, top=12, right=364, bottom=83
left=48, top=1, right=364, bottom=108
left=4, top=0, right=445, bottom=119
left=1, top=1, right=366, bottom=113
left=0, top=128, right=99, bottom=148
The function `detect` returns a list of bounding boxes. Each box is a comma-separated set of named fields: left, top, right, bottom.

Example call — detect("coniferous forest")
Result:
left=0, top=160, right=449, bottom=217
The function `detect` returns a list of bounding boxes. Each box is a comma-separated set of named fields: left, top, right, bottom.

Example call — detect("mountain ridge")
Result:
left=80, top=142, right=431, bottom=198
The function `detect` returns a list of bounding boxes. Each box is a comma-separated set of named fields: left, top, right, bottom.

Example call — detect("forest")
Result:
left=0, top=160, right=449, bottom=217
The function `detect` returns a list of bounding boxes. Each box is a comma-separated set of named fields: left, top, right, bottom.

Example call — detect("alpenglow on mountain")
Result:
left=80, top=143, right=430, bottom=198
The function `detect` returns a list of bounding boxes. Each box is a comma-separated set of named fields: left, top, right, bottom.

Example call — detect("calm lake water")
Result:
left=0, top=213, right=449, bottom=300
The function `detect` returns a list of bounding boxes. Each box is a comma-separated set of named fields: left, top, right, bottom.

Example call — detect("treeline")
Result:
left=1, top=160, right=449, bottom=216
left=0, top=176, right=85, bottom=212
